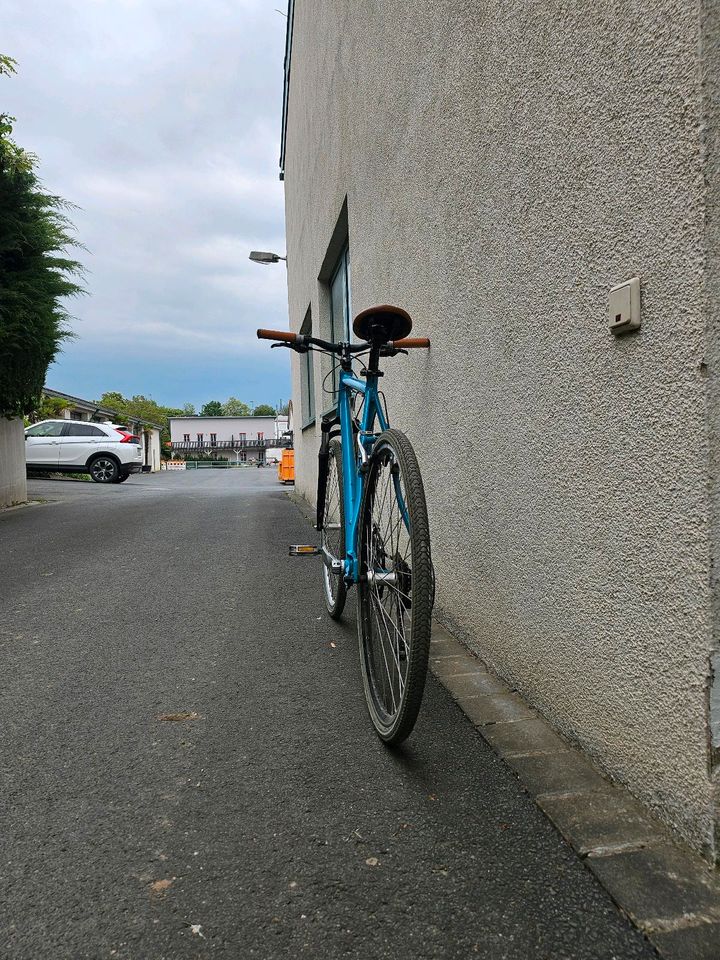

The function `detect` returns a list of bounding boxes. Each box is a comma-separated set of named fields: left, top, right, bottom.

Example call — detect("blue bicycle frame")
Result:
left=335, top=366, right=388, bottom=584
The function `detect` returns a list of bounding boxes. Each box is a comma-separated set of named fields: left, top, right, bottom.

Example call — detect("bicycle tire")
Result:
left=356, top=428, right=433, bottom=744
left=321, top=438, right=347, bottom=619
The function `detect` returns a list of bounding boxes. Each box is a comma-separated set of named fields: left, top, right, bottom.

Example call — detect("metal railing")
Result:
left=172, top=436, right=292, bottom=452
left=184, top=460, right=271, bottom=469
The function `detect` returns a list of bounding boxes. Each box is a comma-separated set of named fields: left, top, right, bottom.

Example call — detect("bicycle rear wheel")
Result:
left=356, top=428, right=433, bottom=744
left=321, top=438, right=347, bottom=619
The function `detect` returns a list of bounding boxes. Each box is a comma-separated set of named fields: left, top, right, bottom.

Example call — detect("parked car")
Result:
left=25, top=419, right=143, bottom=483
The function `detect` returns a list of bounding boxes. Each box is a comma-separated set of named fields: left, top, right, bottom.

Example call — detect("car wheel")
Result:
left=89, top=456, right=120, bottom=483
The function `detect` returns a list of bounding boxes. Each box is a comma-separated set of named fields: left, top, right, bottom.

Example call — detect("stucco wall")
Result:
left=0, top=418, right=27, bottom=508
left=284, top=1, right=718, bottom=856
left=702, top=0, right=720, bottom=837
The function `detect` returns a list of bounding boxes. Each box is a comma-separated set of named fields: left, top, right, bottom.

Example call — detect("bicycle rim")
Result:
left=357, top=429, right=432, bottom=743
left=321, top=438, right=346, bottom=619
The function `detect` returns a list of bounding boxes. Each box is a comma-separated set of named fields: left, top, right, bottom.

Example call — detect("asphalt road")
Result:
left=0, top=471, right=655, bottom=960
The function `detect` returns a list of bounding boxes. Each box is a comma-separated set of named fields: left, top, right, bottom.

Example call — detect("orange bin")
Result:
left=278, top=448, right=295, bottom=484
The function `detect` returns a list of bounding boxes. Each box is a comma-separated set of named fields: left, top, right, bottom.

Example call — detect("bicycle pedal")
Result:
left=289, top=545, right=321, bottom=556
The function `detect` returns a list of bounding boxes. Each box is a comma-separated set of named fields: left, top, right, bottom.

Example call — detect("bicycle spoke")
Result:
left=370, top=587, right=407, bottom=704
left=369, top=592, right=400, bottom=712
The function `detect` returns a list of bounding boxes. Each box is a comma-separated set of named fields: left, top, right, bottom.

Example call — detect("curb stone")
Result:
left=429, top=619, right=720, bottom=960
left=0, top=498, right=55, bottom=515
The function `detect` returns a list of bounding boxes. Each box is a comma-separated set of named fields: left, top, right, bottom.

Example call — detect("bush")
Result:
left=0, top=57, right=84, bottom=417
left=183, top=453, right=229, bottom=463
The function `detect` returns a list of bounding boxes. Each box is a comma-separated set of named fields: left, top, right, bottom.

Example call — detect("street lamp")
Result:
left=249, top=250, right=286, bottom=265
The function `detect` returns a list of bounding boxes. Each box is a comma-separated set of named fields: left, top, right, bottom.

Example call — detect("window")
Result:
left=330, top=246, right=351, bottom=342
left=64, top=423, right=106, bottom=436
left=257, top=432, right=264, bottom=441
left=239, top=432, right=246, bottom=442
left=300, top=306, right=315, bottom=426
left=183, top=433, right=190, bottom=442
left=327, top=246, right=351, bottom=399
left=25, top=421, right=64, bottom=438
left=210, top=433, right=217, bottom=444
left=197, top=433, right=204, bottom=442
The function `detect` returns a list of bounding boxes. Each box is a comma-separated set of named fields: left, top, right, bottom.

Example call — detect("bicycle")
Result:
left=257, top=305, right=433, bottom=744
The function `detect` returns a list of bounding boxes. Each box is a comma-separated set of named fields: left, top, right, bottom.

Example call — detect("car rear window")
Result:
left=63, top=424, right=107, bottom=437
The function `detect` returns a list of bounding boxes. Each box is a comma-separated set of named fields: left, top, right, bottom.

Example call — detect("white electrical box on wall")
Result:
left=608, top=277, right=641, bottom=335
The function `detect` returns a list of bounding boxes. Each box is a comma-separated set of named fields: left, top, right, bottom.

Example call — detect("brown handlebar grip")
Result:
left=257, top=329, right=298, bottom=343
left=392, top=337, right=430, bottom=349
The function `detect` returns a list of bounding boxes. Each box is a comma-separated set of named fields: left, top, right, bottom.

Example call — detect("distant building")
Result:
left=169, top=415, right=291, bottom=464
left=42, top=388, right=162, bottom=471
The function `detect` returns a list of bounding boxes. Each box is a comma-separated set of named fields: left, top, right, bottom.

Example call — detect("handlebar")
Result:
left=392, top=338, right=430, bottom=349
left=257, top=328, right=297, bottom=343
left=256, top=329, right=430, bottom=352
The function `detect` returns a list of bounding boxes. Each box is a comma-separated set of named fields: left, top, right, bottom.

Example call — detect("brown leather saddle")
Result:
left=352, top=304, right=413, bottom=343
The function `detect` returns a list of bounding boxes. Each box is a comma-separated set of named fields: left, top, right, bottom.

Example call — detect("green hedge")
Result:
left=0, top=62, right=84, bottom=417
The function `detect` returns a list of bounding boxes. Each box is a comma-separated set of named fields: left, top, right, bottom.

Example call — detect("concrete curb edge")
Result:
left=429, top=620, right=720, bottom=960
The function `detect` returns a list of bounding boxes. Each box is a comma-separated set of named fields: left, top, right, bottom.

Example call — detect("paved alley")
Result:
left=0, top=471, right=655, bottom=959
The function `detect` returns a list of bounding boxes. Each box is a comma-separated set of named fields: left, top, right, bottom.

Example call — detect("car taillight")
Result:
left=119, top=432, right=140, bottom=444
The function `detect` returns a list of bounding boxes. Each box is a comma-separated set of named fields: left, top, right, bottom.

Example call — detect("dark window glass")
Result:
left=328, top=246, right=351, bottom=398
left=64, top=423, right=106, bottom=436
left=329, top=247, right=350, bottom=343
left=300, top=308, right=315, bottom=424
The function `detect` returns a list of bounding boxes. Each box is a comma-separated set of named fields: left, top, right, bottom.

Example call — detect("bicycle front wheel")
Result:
left=356, top=428, right=433, bottom=744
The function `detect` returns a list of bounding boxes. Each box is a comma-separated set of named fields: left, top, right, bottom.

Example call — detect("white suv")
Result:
left=25, top=420, right=143, bottom=483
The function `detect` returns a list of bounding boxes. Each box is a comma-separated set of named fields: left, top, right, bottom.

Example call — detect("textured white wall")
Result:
left=701, top=0, right=720, bottom=825
left=148, top=430, right=161, bottom=471
left=0, top=419, right=27, bottom=508
left=284, top=1, right=719, bottom=856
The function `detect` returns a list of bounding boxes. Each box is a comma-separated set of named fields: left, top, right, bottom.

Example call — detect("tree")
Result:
left=26, top=394, right=71, bottom=423
left=200, top=400, right=223, bottom=416
left=222, top=396, right=251, bottom=416
left=0, top=56, right=85, bottom=417
left=181, top=402, right=196, bottom=415
left=96, top=391, right=183, bottom=451
left=253, top=404, right=276, bottom=416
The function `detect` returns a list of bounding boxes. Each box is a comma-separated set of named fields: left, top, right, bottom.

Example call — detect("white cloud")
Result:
left=3, top=0, right=290, bottom=403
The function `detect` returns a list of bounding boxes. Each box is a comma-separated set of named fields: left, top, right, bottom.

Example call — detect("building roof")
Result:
left=279, top=0, right=295, bottom=181
left=43, top=388, right=163, bottom=430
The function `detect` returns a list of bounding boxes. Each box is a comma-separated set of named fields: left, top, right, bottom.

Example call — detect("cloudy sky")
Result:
left=3, top=0, right=290, bottom=410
